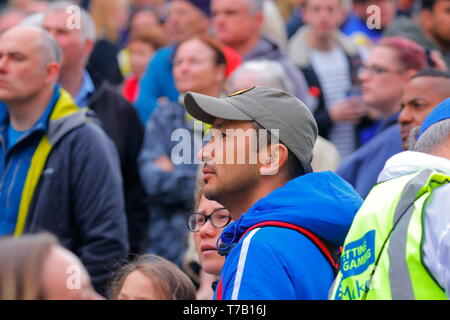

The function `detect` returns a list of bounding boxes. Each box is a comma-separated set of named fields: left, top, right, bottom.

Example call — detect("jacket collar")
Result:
left=288, top=26, right=359, bottom=68
left=0, top=85, right=61, bottom=138
left=378, top=151, right=450, bottom=184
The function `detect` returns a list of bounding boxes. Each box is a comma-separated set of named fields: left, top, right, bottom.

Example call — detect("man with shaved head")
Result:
left=399, top=69, right=450, bottom=150
left=0, top=26, right=128, bottom=297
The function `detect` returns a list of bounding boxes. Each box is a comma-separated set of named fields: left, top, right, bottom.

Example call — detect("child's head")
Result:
left=109, top=254, right=196, bottom=300
left=127, top=29, right=167, bottom=78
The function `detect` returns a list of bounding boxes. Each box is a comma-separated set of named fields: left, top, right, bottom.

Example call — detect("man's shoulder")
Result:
left=89, top=82, right=141, bottom=121
left=347, top=125, right=401, bottom=162
left=237, top=225, right=320, bottom=257
left=58, top=119, right=112, bottom=150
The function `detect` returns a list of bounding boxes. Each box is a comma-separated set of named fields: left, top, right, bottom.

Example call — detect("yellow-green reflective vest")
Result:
left=330, top=169, right=449, bottom=300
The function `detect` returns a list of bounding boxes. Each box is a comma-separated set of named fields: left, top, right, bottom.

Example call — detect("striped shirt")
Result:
left=310, top=46, right=355, bottom=159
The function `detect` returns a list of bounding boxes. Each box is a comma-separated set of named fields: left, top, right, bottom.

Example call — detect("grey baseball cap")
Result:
left=184, top=86, right=318, bottom=171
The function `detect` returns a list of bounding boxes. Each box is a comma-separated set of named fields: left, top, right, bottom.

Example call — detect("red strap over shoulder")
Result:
left=216, top=278, right=223, bottom=300
left=214, top=221, right=339, bottom=300
left=241, top=221, right=339, bottom=270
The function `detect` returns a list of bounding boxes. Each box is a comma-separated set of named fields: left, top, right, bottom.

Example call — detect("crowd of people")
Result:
left=0, top=0, right=449, bottom=300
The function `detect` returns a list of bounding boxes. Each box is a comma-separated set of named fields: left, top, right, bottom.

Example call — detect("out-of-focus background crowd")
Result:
left=0, top=0, right=449, bottom=300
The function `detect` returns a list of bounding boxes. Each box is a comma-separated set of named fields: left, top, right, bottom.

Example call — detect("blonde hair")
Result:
left=89, top=0, right=128, bottom=43
left=109, top=254, right=196, bottom=300
left=0, top=233, right=58, bottom=300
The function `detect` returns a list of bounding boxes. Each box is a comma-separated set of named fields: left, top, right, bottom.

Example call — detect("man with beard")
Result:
left=183, top=87, right=363, bottom=299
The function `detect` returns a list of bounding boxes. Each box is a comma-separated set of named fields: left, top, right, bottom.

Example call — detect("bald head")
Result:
left=1, top=25, right=61, bottom=69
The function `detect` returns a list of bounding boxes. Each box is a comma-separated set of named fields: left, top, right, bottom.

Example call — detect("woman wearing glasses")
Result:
left=185, top=179, right=232, bottom=299
left=338, top=37, right=430, bottom=198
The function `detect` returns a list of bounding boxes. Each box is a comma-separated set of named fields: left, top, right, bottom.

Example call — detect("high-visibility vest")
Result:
left=330, top=169, right=449, bottom=300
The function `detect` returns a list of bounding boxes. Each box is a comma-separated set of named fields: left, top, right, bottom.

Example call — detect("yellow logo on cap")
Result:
left=228, top=87, right=255, bottom=97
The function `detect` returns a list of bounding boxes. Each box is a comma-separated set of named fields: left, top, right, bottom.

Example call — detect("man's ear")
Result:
left=402, top=69, right=419, bottom=82
left=85, top=39, right=94, bottom=55
left=44, top=61, right=60, bottom=85
left=420, top=9, right=432, bottom=32
left=254, top=11, right=264, bottom=30
left=259, top=143, right=289, bottom=177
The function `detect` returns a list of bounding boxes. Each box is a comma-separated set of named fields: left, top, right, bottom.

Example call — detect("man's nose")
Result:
left=0, top=56, right=8, bottom=72
left=398, top=107, right=412, bottom=124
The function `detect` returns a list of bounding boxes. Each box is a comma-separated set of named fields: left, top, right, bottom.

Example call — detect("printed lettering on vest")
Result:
left=334, top=230, right=375, bottom=300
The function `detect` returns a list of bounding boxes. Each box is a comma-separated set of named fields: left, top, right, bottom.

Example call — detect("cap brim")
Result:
left=184, top=92, right=252, bottom=125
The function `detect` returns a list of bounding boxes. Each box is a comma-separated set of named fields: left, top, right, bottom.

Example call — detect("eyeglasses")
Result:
left=187, top=208, right=231, bottom=232
left=358, top=65, right=401, bottom=77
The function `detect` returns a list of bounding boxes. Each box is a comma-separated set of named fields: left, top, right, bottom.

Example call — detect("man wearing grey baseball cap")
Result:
left=184, top=87, right=363, bottom=300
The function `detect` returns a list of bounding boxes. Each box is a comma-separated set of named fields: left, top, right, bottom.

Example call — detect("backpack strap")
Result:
left=215, top=221, right=340, bottom=300
left=241, top=221, right=340, bottom=273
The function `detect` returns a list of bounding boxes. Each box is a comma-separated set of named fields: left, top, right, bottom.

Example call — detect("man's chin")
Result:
left=203, top=186, right=220, bottom=202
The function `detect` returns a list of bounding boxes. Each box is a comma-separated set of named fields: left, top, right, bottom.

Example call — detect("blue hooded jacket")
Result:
left=216, top=171, right=363, bottom=300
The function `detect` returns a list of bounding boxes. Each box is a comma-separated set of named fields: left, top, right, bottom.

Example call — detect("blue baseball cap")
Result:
left=417, top=98, right=450, bottom=139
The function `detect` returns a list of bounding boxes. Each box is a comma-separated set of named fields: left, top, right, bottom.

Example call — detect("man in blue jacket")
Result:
left=184, top=87, right=363, bottom=300
left=0, top=26, right=128, bottom=297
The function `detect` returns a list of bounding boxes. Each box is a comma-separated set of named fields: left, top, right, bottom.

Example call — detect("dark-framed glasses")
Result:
left=358, top=64, right=400, bottom=76
left=187, top=208, right=231, bottom=232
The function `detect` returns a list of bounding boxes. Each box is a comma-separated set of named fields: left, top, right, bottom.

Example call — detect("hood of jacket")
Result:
left=287, top=26, right=359, bottom=68
left=219, top=171, right=363, bottom=250
left=378, top=151, right=450, bottom=183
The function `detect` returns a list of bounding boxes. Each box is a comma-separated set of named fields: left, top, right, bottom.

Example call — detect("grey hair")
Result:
left=40, top=28, right=63, bottom=67
left=211, top=0, right=263, bottom=16
left=228, top=59, right=294, bottom=94
left=412, top=119, right=450, bottom=153
left=7, top=25, right=62, bottom=67
left=249, top=0, right=264, bottom=15
left=44, top=1, right=96, bottom=41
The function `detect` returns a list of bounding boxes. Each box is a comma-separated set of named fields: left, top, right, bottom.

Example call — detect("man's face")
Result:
left=427, top=0, right=450, bottom=47
left=199, top=118, right=261, bottom=216
left=164, top=0, right=208, bottom=43
left=398, top=76, right=450, bottom=150
left=0, top=28, right=50, bottom=104
left=130, top=10, right=160, bottom=33
left=43, top=11, right=91, bottom=72
left=212, top=0, right=262, bottom=48
left=303, top=0, right=344, bottom=38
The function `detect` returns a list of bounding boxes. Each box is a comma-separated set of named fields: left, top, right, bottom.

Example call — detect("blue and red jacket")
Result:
left=214, top=171, right=363, bottom=300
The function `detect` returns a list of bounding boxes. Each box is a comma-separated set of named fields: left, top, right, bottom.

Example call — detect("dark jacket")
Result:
left=87, top=38, right=123, bottom=86
left=86, top=70, right=148, bottom=255
left=17, top=89, right=128, bottom=296
left=337, top=124, right=403, bottom=198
